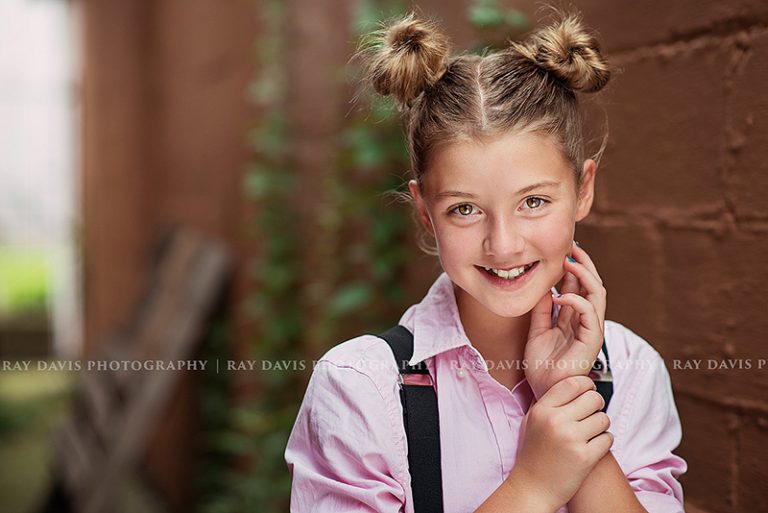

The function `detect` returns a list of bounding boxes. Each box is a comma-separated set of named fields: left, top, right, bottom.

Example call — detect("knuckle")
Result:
left=543, top=413, right=560, bottom=433
left=571, top=375, right=591, bottom=389
left=599, top=431, right=614, bottom=450
left=528, top=404, right=545, bottom=425
left=591, top=390, right=606, bottom=409
left=573, top=446, right=591, bottom=467
left=563, top=376, right=581, bottom=391
left=583, top=390, right=600, bottom=407
left=595, top=411, right=610, bottom=429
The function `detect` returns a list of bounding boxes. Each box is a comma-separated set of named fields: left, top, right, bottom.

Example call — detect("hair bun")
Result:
left=524, top=13, right=611, bottom=93
left=358, top=12, right=450, bottom=110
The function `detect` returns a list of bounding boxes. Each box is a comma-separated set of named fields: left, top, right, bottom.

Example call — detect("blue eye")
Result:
left=524, top=196, right=549, bottom=210
left=449, top=204, right=477, bottom=217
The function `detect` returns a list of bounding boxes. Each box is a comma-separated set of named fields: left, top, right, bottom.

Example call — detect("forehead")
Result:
left=424, top=131, right=574, bottom=195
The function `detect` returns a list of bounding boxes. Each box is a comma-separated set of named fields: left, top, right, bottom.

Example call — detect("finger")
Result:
left=577, top=411, right=612, bottom=443
left=555, top=266, right=579, bottom=329
left=562, top=389, right=605, bottom=421
left=564, top=254, right=603, bottom=302
left=552, top=292, right=602, bottom=344
left=537, top=375, right=596, bottom=409
left=529, top=290, right=555, bottom=338
left=570, top=246, right=600, bottom=304
left=555, top=301, right=576, bottom=342
left=560, top=268, right=580, bottom=295
left=585, top=430, right=614, bottom=454
left=562, top=256, right=606, bottom=333
left=571, top=241, right=603, bottom=286
left=555, top=293, right=576, bottom=335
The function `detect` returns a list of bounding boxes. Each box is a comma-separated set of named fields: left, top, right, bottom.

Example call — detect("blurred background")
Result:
left=0, top=0, right=766, bottom=512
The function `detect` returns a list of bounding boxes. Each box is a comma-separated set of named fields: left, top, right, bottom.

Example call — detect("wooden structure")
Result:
left=42, top=228, right=230, bottom=513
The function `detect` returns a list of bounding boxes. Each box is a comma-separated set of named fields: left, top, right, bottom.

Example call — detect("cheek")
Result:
left=530, top=215, right=575, bottom=256
left=434, top=227, right=462, bottom=254
left=432, top=221, right=479, bottom=259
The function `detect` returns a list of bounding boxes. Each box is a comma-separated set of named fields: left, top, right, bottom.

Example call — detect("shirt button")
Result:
left=457, top=367, right=466, bottom=378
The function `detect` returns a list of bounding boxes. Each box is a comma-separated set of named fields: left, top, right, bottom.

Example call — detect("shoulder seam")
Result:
left=313, top=358, right=410, bottom=489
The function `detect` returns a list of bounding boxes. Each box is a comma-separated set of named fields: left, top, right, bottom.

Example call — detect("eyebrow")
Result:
left=434, top=180, right=560, bottom=200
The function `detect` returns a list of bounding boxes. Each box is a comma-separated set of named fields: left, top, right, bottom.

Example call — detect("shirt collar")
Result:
left=401, top=271, right=561, bottom=366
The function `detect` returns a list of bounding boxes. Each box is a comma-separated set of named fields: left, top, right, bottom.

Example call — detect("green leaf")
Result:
left=467, top=0, right=504, bottom=28
left=504, top=10, right=529, bottom=29
left=328, top=283, right=373, bottom=316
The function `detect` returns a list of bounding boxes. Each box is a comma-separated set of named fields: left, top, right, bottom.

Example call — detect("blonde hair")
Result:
left=354, top=8, right=612, bottom=254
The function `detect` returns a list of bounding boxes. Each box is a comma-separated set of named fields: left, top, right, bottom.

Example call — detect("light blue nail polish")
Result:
left=567, top=256, right=576, bottom=263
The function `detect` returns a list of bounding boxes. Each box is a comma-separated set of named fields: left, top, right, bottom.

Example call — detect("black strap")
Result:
left=592, top=337, right=613, bottom=413
left=375, top=325, right=444, bottom=513
left=374, top=324, right=613, bottom=513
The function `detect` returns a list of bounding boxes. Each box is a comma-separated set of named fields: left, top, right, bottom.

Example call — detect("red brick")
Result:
left=729, top=30, right=768, bottom=219
left=660, top=228, right=768, bottom=345
left=683, top=502, right=713, bottom=513
left=660, top=227, right=768, bottom=404
left=594, top=44, right=729, bottom=212
left=577, top=0, right=768, bottom=52
left=676, top=395, right=736, bottom=513
left=660, top=229, right=722, bottom=343
left=738, top=413, right=768, bottom=511
left=574, top=222, right=665, bottom=346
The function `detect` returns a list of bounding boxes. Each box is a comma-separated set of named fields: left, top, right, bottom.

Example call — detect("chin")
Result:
left=486, top=298, right=537, bottom=318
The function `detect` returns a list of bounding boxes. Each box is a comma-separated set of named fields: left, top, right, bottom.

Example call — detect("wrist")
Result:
left=505, top=466, right=559, bottom=513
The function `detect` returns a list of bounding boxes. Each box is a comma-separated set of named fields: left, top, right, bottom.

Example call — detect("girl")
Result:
left=284, top=8, right=687, bottom=513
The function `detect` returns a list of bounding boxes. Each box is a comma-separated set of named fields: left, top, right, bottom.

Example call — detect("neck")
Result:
left=453, top=283, right=531, bottom=370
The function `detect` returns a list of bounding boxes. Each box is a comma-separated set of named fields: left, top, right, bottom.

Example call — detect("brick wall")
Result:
left=571, top=2, right=768, bottom=511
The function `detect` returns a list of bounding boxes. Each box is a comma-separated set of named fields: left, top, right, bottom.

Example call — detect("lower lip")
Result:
left=476, top=261, right=539, bottom=290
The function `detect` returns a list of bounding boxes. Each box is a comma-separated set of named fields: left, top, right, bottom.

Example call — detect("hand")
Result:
left=513, top=375, right=613, bottom=510
left=524, top=241, right=607, bottom=401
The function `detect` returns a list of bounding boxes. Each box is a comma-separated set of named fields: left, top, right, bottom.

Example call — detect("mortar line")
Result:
left=608, top=21, right=768, bottom=65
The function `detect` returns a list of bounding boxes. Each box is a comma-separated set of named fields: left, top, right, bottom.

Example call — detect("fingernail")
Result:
left=574, top=240, right=581, bottom=247
left=567, top=256, right=576, bottom=263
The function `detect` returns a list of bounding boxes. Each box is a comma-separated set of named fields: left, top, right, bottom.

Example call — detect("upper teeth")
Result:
left=484, top=264, right=529, bottom=279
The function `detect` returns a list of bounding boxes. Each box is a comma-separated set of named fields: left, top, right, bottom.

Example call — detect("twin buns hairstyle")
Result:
left=354, top=7, right=613, bottom=254
left=360, top=9, right=611, bottom=111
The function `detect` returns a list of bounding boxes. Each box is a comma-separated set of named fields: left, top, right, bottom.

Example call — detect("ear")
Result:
left=408, top=179, right=435, bottom=236
left=575, top=159, right=597, bottom=222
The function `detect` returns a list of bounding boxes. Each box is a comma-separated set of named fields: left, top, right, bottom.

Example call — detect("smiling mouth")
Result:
left=477, top=261, right=538, bottom=280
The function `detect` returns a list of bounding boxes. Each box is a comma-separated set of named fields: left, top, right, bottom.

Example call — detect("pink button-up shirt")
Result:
left=285, top=272, right=687, bottom=512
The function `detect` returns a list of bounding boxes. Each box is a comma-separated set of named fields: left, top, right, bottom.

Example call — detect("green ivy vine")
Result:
left=196, top=1, right=528, bottom=512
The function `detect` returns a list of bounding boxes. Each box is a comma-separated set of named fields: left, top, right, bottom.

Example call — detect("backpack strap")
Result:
left=375, top=325, right=444, bottom=513
left=590, top=337, right=613, bottom=413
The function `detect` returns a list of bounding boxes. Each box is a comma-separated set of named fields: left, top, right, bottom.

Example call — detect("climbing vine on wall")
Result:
left=197, top=1, right=528, bottom=512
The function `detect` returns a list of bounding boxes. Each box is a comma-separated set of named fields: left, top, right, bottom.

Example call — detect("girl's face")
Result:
left=409, top=130, right=596, bottom=318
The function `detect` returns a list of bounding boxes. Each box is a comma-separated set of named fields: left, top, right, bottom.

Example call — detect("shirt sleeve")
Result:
left=615, top=347, right=688, bottom=513
left=284, top=360, right=408, bottom=512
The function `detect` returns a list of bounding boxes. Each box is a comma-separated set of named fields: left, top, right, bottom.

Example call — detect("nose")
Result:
left=482, top=214, right=526, bottom=259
